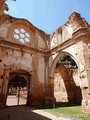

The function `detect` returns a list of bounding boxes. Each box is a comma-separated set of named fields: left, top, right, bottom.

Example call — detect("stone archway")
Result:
left=50, top=51, right=78, bottom=77
left=6, top=70, right=31, bottom=107
left=49, top=51, right=82, bottom=106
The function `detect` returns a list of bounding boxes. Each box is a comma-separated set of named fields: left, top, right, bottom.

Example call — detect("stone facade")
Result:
left=0, top=1, right=90, bottom=113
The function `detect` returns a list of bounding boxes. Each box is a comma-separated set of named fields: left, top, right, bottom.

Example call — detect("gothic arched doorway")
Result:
left=6, top=71, right=31, bottom=106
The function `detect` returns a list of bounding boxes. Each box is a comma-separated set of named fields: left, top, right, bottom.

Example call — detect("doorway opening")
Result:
left=6, top=74, right=28, bottom=106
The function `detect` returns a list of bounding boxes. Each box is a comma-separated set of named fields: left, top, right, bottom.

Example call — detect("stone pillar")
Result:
left=31, top=54, right=45, bottom=106
left=2, top=69, right=9, bottom=107
left=44, top=56, right=50, bottom=104
left=0, top=68, right=9, bottom=107
left=45, top=56, right=49, bottom=94
left=77, top=40, right=90, bottom=113
left=44, top=56, right=55, bottom=106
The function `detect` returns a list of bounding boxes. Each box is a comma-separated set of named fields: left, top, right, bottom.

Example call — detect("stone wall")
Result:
left=48, top=12, right=90, bottom=113
left=76, top=40, right=90, bottom=112
left=0, top=14, right=48, bottom=106
left=54, top=73, right=68, bottom=102
left=0, top=46, right=46, bottom=107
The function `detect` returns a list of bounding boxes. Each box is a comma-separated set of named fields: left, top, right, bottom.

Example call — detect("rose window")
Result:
left=8, top=20, right=34, bottom=46
left=13, top=28, right=31, bottom=44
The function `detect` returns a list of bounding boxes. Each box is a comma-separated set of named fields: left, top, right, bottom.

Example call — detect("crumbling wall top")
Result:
left=0, top=0, right=8, bottom=16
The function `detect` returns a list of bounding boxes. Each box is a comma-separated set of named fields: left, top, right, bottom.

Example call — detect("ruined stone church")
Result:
left=0, top=0, right=90, bottom=113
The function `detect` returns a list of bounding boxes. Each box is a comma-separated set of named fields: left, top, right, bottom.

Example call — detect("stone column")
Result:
left=44, top=56, right=49, bottom=103
left=44, top=56, right=55, bottom=106
left=1, top=69, right=9, bottom=107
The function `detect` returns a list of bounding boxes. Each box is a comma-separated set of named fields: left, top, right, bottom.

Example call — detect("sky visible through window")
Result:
left=6, top=0, right=90, bottom=33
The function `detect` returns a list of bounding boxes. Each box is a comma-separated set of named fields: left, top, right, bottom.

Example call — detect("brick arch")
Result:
left=9, top=69, right=31, bottom=84
left=49, top=51, right=78, bottom=78
left=49, top=51, right=82, bottom=105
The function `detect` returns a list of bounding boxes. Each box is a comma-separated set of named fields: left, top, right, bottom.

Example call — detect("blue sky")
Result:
left=6, top=0, right=90, bottom=33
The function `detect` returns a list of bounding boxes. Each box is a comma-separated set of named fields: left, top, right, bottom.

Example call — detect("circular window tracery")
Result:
left=13, top=28, right=31, bottom=44
left=20, top=34, right=25, bottom=39
left=14, top=29, right=20, bottom=34
left=20, top=28, right=25, bottom=33
left=14, top=34, right=19, bottom=39
left=25, top=38, right=30, bottom=42
left=25, top=33, right=30, bottom=37
left=20, top=39, right=24, bottom=43
left=8, top=20, right=35, bottom=46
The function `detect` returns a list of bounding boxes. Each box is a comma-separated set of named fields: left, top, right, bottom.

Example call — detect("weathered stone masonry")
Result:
left=0, top=1, right=90, bottom=113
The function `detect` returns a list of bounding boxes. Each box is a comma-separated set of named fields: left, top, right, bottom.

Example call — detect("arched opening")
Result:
left=50, top=52, right=82, bottom=106
left=6, top=71, right=31, bottom=106
left=54, top=55, right=82, bottom=105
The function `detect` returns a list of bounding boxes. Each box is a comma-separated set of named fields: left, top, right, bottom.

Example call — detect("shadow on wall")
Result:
left=55, top=63, right=82, bottom=104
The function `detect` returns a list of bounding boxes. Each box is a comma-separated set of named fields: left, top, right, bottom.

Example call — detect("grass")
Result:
left=45, top=104, right=90, bottom=120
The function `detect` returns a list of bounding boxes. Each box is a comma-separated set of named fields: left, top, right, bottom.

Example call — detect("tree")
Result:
left=9, top=75, right=27, bottom=87
left=58, top=55, right=78, bottom=69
